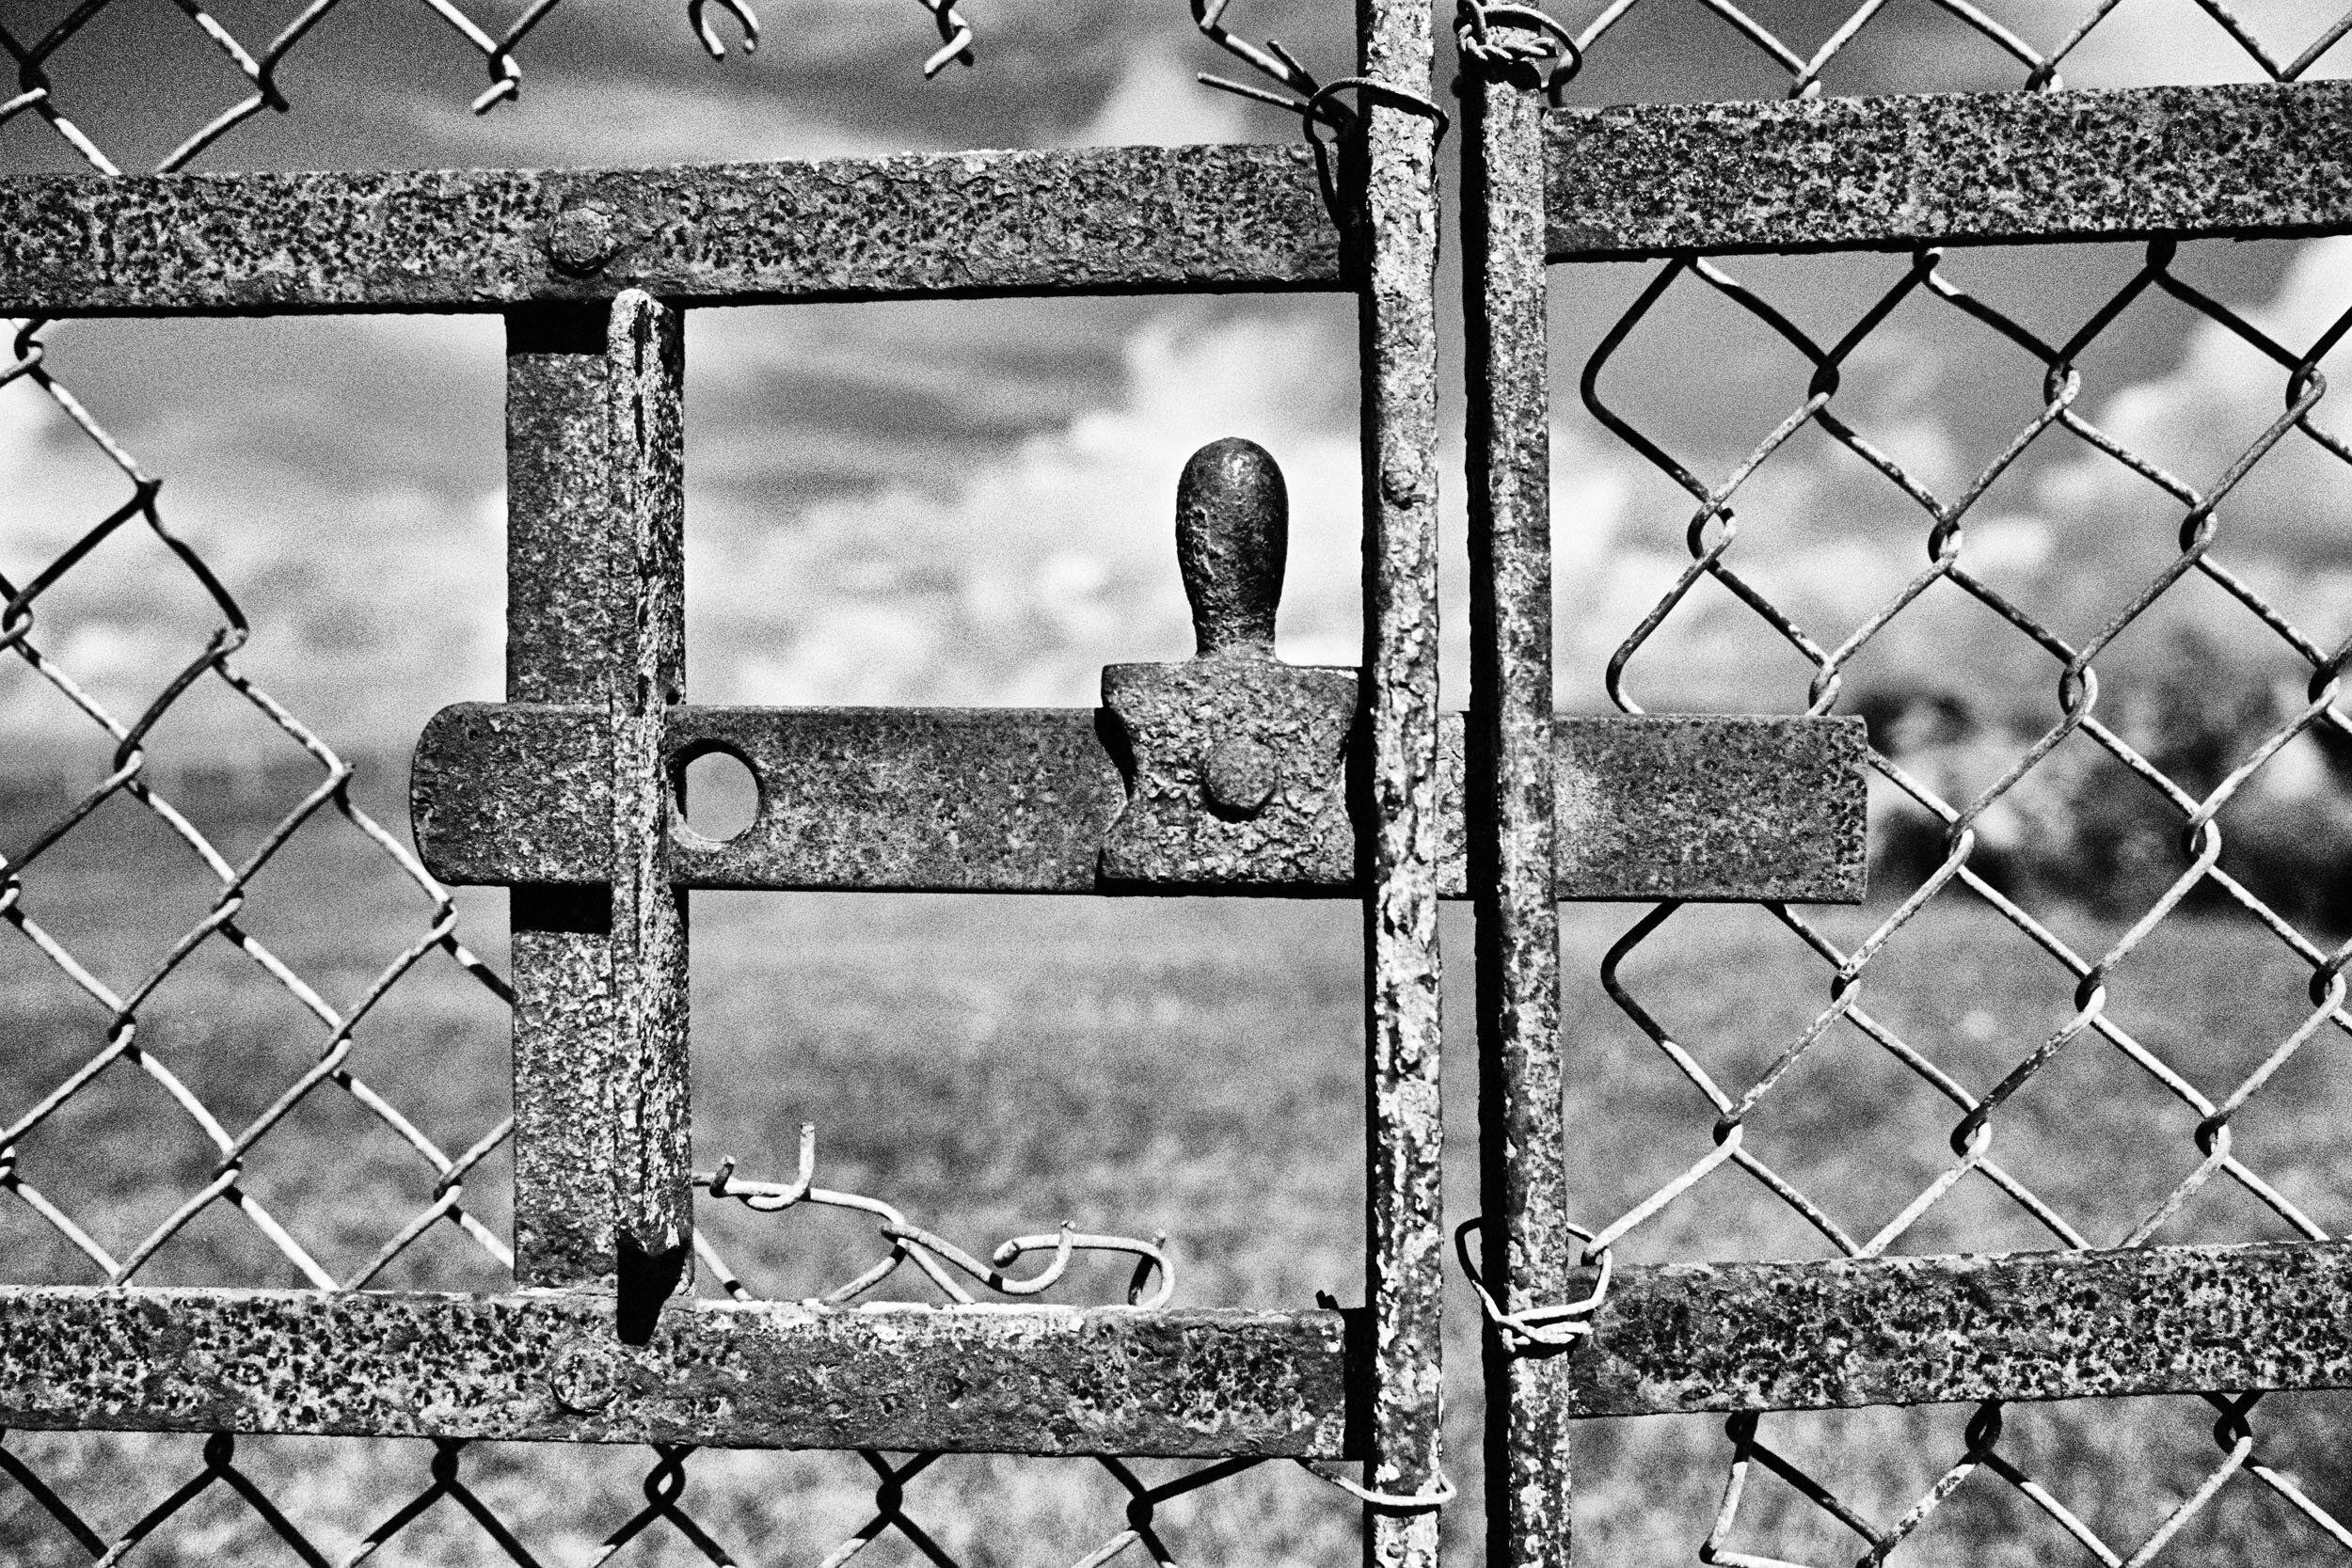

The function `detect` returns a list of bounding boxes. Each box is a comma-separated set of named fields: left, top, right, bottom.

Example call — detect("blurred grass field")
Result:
left=3, top=781, right=2349, bottom=1566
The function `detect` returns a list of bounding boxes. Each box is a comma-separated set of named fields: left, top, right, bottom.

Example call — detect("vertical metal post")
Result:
left=1462, top=43, right=1573, bottom=1568
left=506, top=304, right=623, bottom=1291
left=606, top=290, right=693, bottom=1332
left=502, top=294, right=691, bottom=1322
left=1354, top=0, right=1446, bottom=1563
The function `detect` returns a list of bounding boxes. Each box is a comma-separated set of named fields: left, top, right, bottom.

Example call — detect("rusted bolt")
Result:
left=548, top=1342, right=621, bottom=1412
left=1203, top=736, right=1279, bottom=815
left=547, top=202, right=620, bottom=277
left=1379, top=455, right=1429, bottom=509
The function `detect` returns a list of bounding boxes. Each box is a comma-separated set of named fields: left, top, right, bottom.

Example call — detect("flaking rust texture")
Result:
left=0, top=145, right=1341, bottom=315
left=414, top=705, right=1129, bottom=893
left=678, top=706, right=1126, bottom=891
left=1547, top=714, right=1866, bottom=902
left=604, top=291, right=693, bottom=1315
left=504, top=311, right=626, bottom=1291
left=1463, top=46, right=1572, bottom=1568
left=0, top=1287, right=1354, bottom=1458
left=1547, top=79, right=2352, bottom=259
left=1562, top=1240, right=2352, bottom=1417
left=1101, top=659, right=1359, bottom=886
left=1354, top=0, right=1449, bottom=1550
left=415, top=705, right=1866, bottom=901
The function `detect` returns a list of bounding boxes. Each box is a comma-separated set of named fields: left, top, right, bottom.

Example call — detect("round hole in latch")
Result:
left=675, top=744, right=760, bottom=844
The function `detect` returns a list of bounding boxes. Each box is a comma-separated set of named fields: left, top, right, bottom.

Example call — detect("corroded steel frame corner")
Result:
left=1461, top=31, right=1571, bottom=1568
left=1354, top=0, right=1448, bottom=1563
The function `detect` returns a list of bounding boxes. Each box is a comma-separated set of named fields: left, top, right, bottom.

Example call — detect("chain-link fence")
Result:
left=1567, top=231, right=2352, bottom=1568
left=9, top=2, right=2352, bottom=1565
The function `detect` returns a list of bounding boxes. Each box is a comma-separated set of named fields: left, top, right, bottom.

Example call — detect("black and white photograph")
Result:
left=4, top=2, right=2351, bottom=1562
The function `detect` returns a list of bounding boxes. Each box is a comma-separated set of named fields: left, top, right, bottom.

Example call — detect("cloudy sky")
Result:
left=5, top=0, right=2352, bottom=781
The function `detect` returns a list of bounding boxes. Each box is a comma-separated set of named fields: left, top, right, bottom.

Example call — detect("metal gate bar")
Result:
left=0, top=146, right=1341, bottom=314
left=1545, top=79, right=2352, bottom=258
left=1565, top=1237, right=2352, bottom=1415
left=0, top=1287, right=1352, bottom=1452
left=504, top=299, right=657, bottom=1291
left=8, top=1231, right=2346, bottom=1440
left=408, top=708, right=1862, bottom=898
left=1460, top=30, right=1571, bottom=1568
left=1353, top=4, right=1449, bottom=1562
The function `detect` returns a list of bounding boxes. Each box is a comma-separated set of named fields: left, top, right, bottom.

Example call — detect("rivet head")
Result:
left=548, top=1343, right=621, bottom=1412
left=1379, top=456, right=1429, bottom=509
left=1202, top=736, right=1279, bottom=816
left=547, top=203, right=619, bottom=277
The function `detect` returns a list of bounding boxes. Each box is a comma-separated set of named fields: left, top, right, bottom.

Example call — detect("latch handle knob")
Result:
left=1175, top=437, right=1287, bottom=660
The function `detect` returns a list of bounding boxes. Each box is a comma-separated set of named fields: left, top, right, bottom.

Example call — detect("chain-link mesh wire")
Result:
left=1, top=0, right=1006, bottom=177
left=1583, top=236, right=2352, bottom=1264
left=1560, top=170, right=2352, bottom=1568
left=0, top=1429, right=1356, bottom=1568
left=1696, top=1396, right=2352, bottom=1566
left=1549, top=0, right=2352, bottom=100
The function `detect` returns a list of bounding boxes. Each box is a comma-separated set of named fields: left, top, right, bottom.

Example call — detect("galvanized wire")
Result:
left=0, top=306, right=522, bottom=1294
left=1585, top=236, right=2352, bottom=1261
left=1554, top=0, right=2352, bottom=98
left=0, top=1431, right=1330, bottom=1568
left=695, top=1123, right=1175, bottom=1308
left=1701, top=1396, right=2352, bottom=1565
left=0, top=0, right=993, bottom=177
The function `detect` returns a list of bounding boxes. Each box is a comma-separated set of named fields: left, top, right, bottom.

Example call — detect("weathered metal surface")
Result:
left=1561, top=1241, right=2352, bottom=1416
left=1463, top=42, right=1572, bottom=1568
left=1102, top=659, right=1359, bottom=886
left=421, top=703, right=1121, bottom=892
left=1547, top=80, right=2352, bottom=260
left=1545, top=714, right=1866, bottom=901
left=1357, top=0, right=1448, bottom=1547
left=0, top=145, right=1342, bottom=316
left=411, top=705, right=1867, bottom=900
left=0, top=1288, right=1354, bottom=1457
left=1101, top=441, right=1357, bottom=888
left=604, top=291, right=693, bottom=1328
left=503, top=306, right=624, bottom=1292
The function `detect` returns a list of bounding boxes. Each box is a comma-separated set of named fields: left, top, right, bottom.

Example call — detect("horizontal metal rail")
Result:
left=1562, top=1239, right=2352, bottom=1416
left=410, top=705, right=1867, bottom=901
left=0, top=1289, right=1354, bottom=1456
left=1548, top=80, right=2352, bottom=260
left=0, top=145, right=1341, bottom=316
left=16, top=1241, right=2344, bottom=1444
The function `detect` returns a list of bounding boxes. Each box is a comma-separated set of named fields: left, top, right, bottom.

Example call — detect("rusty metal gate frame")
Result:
left=0, top=4, right=1458, bottom=1564
left=1456, top=29, right=2352, bottom=1568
